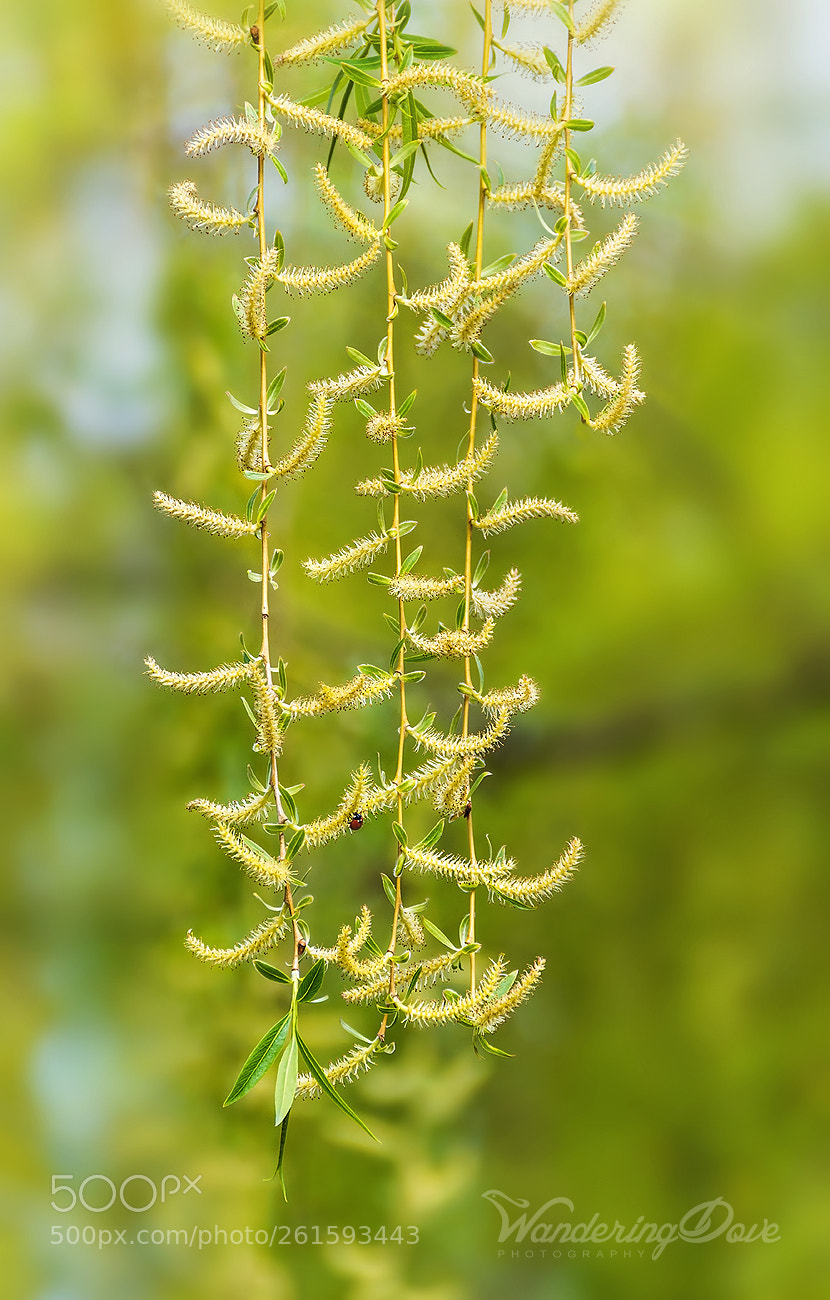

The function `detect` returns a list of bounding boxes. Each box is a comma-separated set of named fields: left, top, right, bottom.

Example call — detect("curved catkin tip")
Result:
left=164, top=0, right=249, bottom=52
left=168, top=180, right=250, bottom=234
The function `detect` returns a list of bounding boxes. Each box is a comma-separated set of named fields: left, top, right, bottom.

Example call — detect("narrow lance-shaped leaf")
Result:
left=224, top=1013, right=291, bottom=1107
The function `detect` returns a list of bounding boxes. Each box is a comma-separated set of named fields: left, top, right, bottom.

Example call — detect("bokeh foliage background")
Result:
left=1, top=0, right=828, bottom=1297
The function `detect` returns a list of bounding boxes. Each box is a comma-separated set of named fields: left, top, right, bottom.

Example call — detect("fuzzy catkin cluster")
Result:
left=151, top=0, right=686, bottom=1171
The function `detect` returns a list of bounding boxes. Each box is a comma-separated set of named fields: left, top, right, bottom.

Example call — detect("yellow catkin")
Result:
left=295, top=1039, right=381, bottom=1100
left=474, top=375, right=570, bottom=421
left=185, top=913, right=288, bottom=968
left=503, top=0, right=550, bottom=14
left=267, top=94, right=372, bottom=151
left=213, top=823, right=291, bottom=889
left=387, top=573, right=465, bottom=602
left=237, top=246, right=281, bottom=340
left=313, top=164, right=380, bottom=244
left=153, top=491, right=257, bottom=538
left=384, top=63, right=491, bottom=115
left=589, top=343, right=645, bottom=434
left=401, top=243, right=471, bottom=310
left=275, top=14, right=369, bottom=66
left=474, top=496, right=579, bottom=535
left=276, top=241, right=382, bottom=297
left=145, top=655, right=256, bottom=694
left=168, top=180, right=250, bottom=234
left=288, top=671, right=396, bottom=718
left=577, top=140, right=689, bottom=206
left=407, top=619, right=495, bottom=660
left=269, top=393, right=333, bottom=481
left=487, top=100, right=564, bottom=144
left=470, top=958, right=546, bottom=1033
left=471, top=568, right=522, bottom=619
left=371, top=432, right=498, bottom=501
left=477, top=674, right=540, bottom=716
left=303, top=530, right=391, bottom=582
left=308, top=365, right=384, bottom=402
left=411, top=708, right=512, bottom=760
left=366, top=411, right=405, bottom=443
left=576, top=0, right=623, bottom=45
left=235, top=415, right=262, bottom=472
left=185, top=117, right=277, bottom=158
left=164, top=0, right=249, bottom=51
left=303, top=765, right=374, bottom=849
left=187, top=787, right=273, bottom=825
left=493, top=39, right=551, bottom=80
left=394, top=958, right=507, bottom=1026
left=248, top=664, right=283, bottom=758
left=566, top=213, right=638, bottom=297
left=490, top=837, right=583, bottom=906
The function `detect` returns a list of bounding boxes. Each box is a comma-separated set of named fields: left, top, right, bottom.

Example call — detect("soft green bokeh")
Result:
left=2, top=2, right=828, bottom=1298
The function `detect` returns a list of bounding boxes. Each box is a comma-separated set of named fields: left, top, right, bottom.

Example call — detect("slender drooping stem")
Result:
left=563, top=0, right=581, bottom=386
left=377, top=0, right=409, bottom=1030
left=254, top=2, right=299, bottom=973
left=461, top=0, right=494, bottom=993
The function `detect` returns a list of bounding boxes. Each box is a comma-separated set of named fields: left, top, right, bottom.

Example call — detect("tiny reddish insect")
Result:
left=348, top=811, right=364, bottom=831
left=249, top=24, right=260, bottom=43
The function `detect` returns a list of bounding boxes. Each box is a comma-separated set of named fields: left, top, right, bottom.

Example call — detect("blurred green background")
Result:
left=2, top=1, right=828, bottom=1297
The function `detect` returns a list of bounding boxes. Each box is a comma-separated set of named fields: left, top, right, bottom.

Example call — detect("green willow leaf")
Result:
left=577, top=66, right=615, bottom=87
left=273, top=1029, right=299, bottom=1126
left=224, top=1013, right=291, bottom=1107
left=254, top=960, right=291, bottom=984
left=297, top=958, right=326, bottom=1004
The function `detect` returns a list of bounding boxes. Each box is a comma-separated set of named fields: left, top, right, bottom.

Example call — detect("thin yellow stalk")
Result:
left=376, top=0, right=409, bottom=1031
left=461, top=0, right=494, bottom=993
left=254, top=4, right=300, bottom=973
left=564, top=0, right=581, bottom=386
